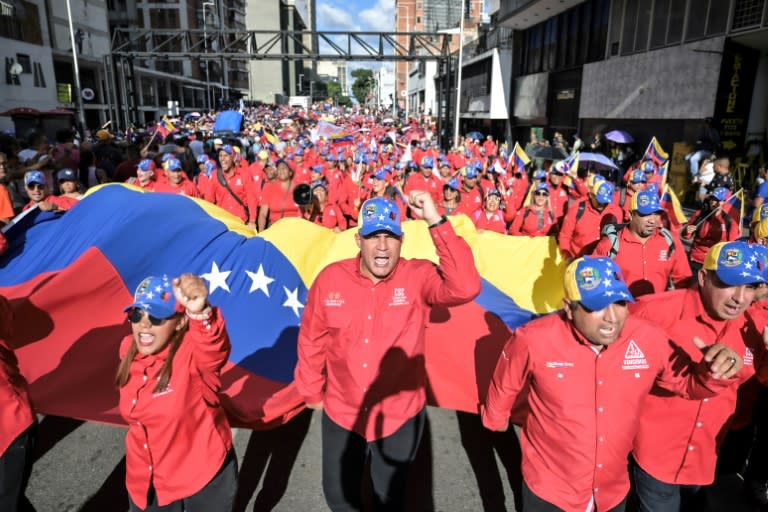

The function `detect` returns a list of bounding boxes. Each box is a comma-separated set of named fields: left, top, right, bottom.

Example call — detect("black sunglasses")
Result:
left=27, top=183, right=45, bottom=190
left=534, top=191, right=549, bottom=196
left=127, top=308, right=165, bottom=326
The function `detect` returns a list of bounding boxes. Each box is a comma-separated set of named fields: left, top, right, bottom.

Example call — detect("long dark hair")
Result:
left=114, top=317, right=188, bottom=393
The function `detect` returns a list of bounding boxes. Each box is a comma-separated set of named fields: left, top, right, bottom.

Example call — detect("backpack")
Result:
left=601, top=223, right=676, bottom=259
left=522, top=207, right=555, bottom=229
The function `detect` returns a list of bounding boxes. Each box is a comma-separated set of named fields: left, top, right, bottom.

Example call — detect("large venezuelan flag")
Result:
left=0, top=185, right=565, bottom=428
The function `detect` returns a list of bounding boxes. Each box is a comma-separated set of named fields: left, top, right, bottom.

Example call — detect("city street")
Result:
left=24, top=407, right=520, bottom=511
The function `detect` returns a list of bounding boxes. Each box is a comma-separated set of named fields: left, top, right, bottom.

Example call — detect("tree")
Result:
left=351, top=68, right=375, bottom=105
left=337, top=95, right=353, bottom=107
left=326, top=81, right=342, bottom=100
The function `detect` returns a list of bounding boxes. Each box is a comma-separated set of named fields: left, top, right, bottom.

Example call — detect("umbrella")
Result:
left=466, top=131, right=483, bottom=141
left=578, top=152, right=619, bottom=171
left=605, top=130, right=634, bottom=144
left=529, top=145, right=568, bottom=161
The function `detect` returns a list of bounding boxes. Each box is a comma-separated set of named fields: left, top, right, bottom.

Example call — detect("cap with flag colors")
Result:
left=358, top=197, right=402, bottom=238
left=629, top=189, right=664, bottom=215
left=591, top=181, right=615, bottom=205
left=703, top=241, right=765, bottom=286
left=564, top=256, right=635, bottom=311
left=123, top=275, right=177, bottom=319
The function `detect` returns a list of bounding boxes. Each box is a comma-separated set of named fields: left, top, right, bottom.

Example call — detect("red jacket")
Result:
left=0, top=297, right=34, bottom=458
left=682, top=209, right=741, bottom=264
left=547, top=183, right=570, bottom=221
left=508, top=206, right=556, bottom=237
left=306, top=203, right=347, bottom=230
left=630, top=288, right=763, bottom=485
left=119, top=309, right=232, bottom=509
left=482, top=312, right=732, bottom=511
left=592, top=227, right=692, bottom=297
left=558, top=199, right=622, bottom=258
left=259, top=180, right=301, bottom=226
left=294, top=222, right=481, bottom=440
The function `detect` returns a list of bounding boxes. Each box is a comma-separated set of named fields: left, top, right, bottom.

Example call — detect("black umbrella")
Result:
left=529, top=145, right=568, bottom=161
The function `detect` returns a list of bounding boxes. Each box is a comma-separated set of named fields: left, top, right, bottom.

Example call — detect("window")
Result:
left=732, top=0, right=765, bottom=29
left=649, top=0, right=670, bottom=48
left=0, top=1, right=43, bottom=45
left=620, top=0, right=638, bottom=55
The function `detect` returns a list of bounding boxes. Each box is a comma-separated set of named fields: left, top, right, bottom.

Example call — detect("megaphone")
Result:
left=293, top=183, right=312, bottom=206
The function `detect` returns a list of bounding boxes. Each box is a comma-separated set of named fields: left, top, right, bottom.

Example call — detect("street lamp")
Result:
left=202, top=1, right=215, bottom=112
left=455, top=0, right=466, bottom=149
left=65, top=0, right=86, bottom=136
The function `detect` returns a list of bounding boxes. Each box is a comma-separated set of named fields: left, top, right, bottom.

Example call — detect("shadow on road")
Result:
left=235, top=408, right=313, bottom=512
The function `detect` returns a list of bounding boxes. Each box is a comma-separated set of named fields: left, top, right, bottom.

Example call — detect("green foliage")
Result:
left=351, top=68, right=375, bottom=105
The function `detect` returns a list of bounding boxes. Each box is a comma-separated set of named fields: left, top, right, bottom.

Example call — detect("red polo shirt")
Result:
left=592, top=227, right=692, bottom=296
left=0, top=297, right=35, bottom=458
left=630, top=288, right=762, bottom=485
left=294, top=221, right=481, bottom=441
left=558, top=199, right=622, bottom=259
left=119, top=309, right=232, bottom=509
left=458, top=186, right=483, bottom=214
left=547, top=183, right=570, bottom=220
left=259, top=180, right=301, bottom=225
left=305, top=203, right=347, bottom=230
left=482, top=312, right=732, bottom=511
left=682, top=210, right=741, bottom=264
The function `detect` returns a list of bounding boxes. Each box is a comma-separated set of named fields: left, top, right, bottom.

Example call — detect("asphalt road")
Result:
left=23, top=407, right=521, bottom=511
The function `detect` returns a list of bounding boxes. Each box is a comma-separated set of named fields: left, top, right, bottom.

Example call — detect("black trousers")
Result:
left=522, top=479, right=626, bottom=512
left=322, top=408, right=425, bottom=512
left=0, top=425, right=35, bottom=512
left=128, top=448, right=238, bottom=512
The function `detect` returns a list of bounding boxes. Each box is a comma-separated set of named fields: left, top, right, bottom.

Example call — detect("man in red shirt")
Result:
left=559, top=180, right=622, bottom=259
left=458, top=166, right=484, bottom=214
left=404, top=156, right=442, bottom=204
left=294, top=191, right=481, bottom=511
left=482, top=256, right=743, bottom=512
left=593, top=189, right=691, bottom=297
left=547, top=165, right=570, bottom=222
left=153, top=157, right=200, bottom=197
left=22, top=171, right=75, bottom=212
left=629, top=240, right=766, bottom=511
left=203, top=145, right=258, bottom=229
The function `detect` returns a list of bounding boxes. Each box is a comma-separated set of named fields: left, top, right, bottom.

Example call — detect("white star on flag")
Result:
left=751, top=255, right=757, bottom=262
left=201, top=261, right=232, bottom=294
left=741, top=271, right=751, bottom=277
left=145, top=291, right=154, bottom=299
left=378, top=214, right=385, bottom=221
left=154, top=286, right=163, bottom=293
left=602, top=278, right=613, bottom=288
left=283, top=286, right=304, bottom=317
left=605, top=290, right=614, bottom=297
left=619, top=291, right=629, bottom=298
left=746, top=262, right=753, bottom=269
left=245, top=264, right=275, bottom=297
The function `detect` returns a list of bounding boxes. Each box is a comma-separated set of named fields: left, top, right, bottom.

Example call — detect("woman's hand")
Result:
left=173, top=274, right=209, bottom=314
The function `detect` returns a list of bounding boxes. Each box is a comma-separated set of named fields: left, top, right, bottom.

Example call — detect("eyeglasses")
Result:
left=26, top=183, right=45, bottom=190
left=534, top=191, right=549, bottom=197
left=127, top=308, right=166, bottom=326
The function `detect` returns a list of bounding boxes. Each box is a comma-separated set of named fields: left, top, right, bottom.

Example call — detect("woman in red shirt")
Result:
left=305, top=180, right=347, bottom=232
left=471, top=188, right=508, bottom=234
left=257, top=159, right=301, bottom=231
left=438, top=177, right=462, bottom=216
left=509, top=182, right=557, bottom=237
left=116, top=274, right=236, bottom=512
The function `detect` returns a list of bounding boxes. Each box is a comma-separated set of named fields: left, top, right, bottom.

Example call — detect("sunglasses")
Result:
left=127, top=308, right=166, bottom=326
left=534, top=191, right=549, bottom=196
left=27, top=183, right=45, bottom=190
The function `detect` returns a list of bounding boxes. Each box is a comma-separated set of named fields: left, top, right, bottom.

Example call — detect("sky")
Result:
left=315, top=0, right=397, bottom=95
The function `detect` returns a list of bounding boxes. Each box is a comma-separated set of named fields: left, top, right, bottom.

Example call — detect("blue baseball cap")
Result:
left=165, top=158, right=182, bottom=171
left=629, top=189, right=664, bottom=215
left=219, top=144, right=234, bottom=155
left=161, top=153, right=176, bottom=162
left=445, top=177, right=460, bottom=191
left=358, top=197, right=402, bottom=238
left=123, top=275, right=178, bottom=319
left=203, top=161, right=217, bottom=177
left=196, top=154, right=210, bottom=164
left=57, top=168, right=77, bottom=182
left=709, top=187, right=730, bottom=202
left=704, top=241, right=766, bottom=286
left=487, top=188, right=502, bottom=198
left=564, top=256, right=635, bottom=311
left=137, top=159, right=155, bottom=173
left=629, top=169, right=647, bottom=184
left=421, top=156, right=434, bottom=168
left=533, top=169, right=547, bottom=180
left=372, top=170, right=388, bottom=181
left=641, top=160, right=656, bottom=173
left=592, top=181, right=615, bottom=205
left=463, top=166, right=478, bottom=179
left=24, top=170, right=46, bottom=186
left=534, top=182, right=550, bottom=194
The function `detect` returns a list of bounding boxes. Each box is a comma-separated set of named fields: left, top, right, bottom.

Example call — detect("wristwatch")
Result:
left=429, top=216, right=448, bottom=229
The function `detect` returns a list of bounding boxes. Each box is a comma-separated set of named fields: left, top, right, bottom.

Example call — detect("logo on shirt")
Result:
left=389, top=287, right=410, bottom=307
left=152, top=385, right=174, bottom=398
left=323, top=291, right=345, bottom=307
left=545, top=361, right=575, bottom=368
left=236, top=178, right=242, bottom=186
left=658, top=249, right=669, bottom=261
left=622, top=340, right=649, bottom=370
left=745, top=347, right=754, bottom=366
